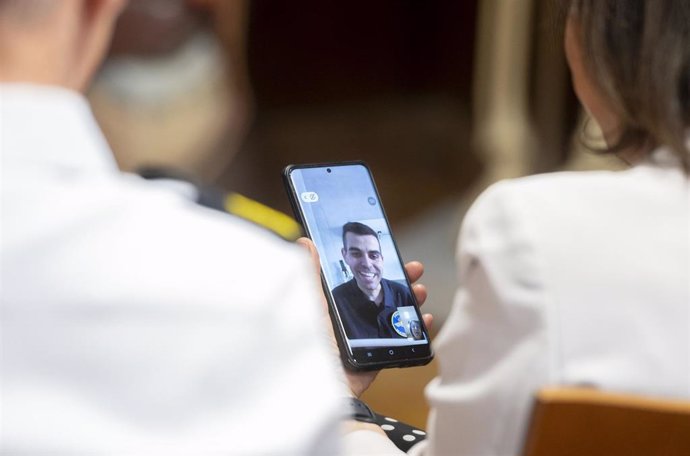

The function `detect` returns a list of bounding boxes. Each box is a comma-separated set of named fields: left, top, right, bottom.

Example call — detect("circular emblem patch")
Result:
left=391, top=311, right=408, bottom=337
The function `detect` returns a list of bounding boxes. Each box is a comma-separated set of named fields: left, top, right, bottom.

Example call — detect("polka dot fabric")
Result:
left=373, top=412, right=426, bottom=452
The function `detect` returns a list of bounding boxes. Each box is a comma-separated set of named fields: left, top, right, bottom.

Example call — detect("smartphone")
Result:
left=283, top=161, right=433, bottom=370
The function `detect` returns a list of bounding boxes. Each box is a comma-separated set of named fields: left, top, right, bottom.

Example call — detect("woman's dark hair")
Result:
left=560, top=0, right=690, bottom=171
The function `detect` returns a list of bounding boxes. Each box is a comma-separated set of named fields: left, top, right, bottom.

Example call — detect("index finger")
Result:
left=405, top=260, right=424, bottom=283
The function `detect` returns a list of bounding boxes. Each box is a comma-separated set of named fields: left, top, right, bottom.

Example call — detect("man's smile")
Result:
left=342, top=231, right=384, bottom=297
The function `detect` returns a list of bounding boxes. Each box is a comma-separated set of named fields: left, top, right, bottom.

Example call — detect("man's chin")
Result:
left=355, top=278, right=381, bottom=291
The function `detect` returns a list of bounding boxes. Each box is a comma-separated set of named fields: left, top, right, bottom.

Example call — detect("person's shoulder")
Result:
left=332, top=279, right=354, bottom=295
left=457, top=169, right=646, bottom=260
left=383, top=280, right=414, bottom=306
left=479, top=160, right=685, bottom=204
left=101, top=174, right=310, bottom=300
left=5, top=163, right=317, bottom=318
left=137, top=169, right=302, bottom=241
left=466, top=168, right=642, bottom=223
left=384, top=278, right=411, bottom=294
left=478, top=169, right=627, bottom=201
left=458, top=165, right=685, bottom=265
left=121, top=174, right=290, bottom=246
left=118, top=173, right=288, bottom=239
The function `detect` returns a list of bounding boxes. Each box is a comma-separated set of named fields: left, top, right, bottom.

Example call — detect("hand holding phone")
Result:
left=298, top=237, right=431, bottom=395
left=284, top=162, right=434, bottom=371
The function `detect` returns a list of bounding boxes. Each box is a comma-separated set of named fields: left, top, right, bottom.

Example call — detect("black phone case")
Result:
left=282, top=161, right=434, bottom=371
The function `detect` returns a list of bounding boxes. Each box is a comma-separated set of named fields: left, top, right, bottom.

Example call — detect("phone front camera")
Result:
left=327, top=168, right=332, bottom=173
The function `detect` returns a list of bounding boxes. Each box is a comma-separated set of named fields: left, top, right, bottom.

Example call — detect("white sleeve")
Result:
left=423, top=182, right=551, bottom=456
left=2, top=240, right=344, bottom=455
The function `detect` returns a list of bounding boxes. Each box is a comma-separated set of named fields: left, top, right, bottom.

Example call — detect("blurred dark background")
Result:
left=223, top=0, right=481, bottom=224
left=92, top=0, right=586, bottom=227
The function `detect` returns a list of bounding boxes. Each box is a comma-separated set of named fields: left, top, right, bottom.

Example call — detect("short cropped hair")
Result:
left=342, top=222, right=380, bottom=249
left=560, top=0, right=690, bottom=171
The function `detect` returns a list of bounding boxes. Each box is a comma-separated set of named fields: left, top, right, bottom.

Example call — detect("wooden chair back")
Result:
left=522, top=387, right=690, bottom=456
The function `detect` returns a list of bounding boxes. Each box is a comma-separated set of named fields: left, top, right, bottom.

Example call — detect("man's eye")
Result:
left=369, top=253, right=380, bottom=260
left=351, top=252, right=362, bottom=258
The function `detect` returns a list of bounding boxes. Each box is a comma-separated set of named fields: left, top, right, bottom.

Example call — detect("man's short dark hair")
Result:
left=342, top=222, right=380, bottom=249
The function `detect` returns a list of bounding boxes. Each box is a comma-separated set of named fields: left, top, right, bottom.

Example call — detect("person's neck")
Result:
left=0, top=53, right=65, bottom=88
left=358, top=283, right=383, bottom=306
left=616, top=144, right=653, bottom=167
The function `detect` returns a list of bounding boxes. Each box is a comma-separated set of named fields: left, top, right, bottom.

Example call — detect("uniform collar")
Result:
left=1, top=83, right=118, bottom=173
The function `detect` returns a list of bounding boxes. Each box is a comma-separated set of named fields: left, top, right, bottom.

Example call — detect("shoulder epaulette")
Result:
left=223, top=192, right=302, bottom=241
left=138, top=167, right=302, bottom=241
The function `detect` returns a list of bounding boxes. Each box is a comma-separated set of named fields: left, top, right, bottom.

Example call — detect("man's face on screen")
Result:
left=342, top=233, right=383, bottom=293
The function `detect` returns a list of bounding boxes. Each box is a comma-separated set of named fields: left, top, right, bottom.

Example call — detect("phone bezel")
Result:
left=283, top=161, right=434, bottom=371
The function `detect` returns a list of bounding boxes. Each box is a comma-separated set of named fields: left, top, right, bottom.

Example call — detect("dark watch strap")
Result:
left=345, top=397, right=377, bottom=423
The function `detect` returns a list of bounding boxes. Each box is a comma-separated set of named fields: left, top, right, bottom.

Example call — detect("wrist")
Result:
left=344, top=397, right=377, bottom=423
left=342, top=398, right=384, bottom=436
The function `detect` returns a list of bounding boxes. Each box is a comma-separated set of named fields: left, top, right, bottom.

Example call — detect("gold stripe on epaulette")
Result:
left=224, top=193, right=302, bottom=241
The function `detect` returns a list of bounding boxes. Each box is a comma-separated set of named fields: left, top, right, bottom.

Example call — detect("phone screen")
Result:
left=285, top=162, right=432, bottom=369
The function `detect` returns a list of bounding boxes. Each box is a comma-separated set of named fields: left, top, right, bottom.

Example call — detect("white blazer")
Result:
left=423, top=152, right=690, bottom=456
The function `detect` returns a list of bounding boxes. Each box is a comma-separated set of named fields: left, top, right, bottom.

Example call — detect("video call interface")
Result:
left=289, top=164, right=429, bottom=351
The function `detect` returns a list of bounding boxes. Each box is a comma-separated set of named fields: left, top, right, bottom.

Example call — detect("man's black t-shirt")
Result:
left=331, top=278, right=415, bottom=339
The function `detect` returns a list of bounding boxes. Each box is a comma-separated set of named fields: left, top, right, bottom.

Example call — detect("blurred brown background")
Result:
left=90, top=0, right=625, bottom=430
left=225, top=1, right=480, bottom=225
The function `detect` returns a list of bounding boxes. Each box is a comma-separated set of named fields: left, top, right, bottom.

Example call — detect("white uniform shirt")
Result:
left=423, top=156, right=690, bottom=456
left=0, top=84, right=344, bottom=454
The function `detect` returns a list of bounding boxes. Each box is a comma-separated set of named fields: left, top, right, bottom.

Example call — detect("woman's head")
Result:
left=561, top=0, right=690, bottom=170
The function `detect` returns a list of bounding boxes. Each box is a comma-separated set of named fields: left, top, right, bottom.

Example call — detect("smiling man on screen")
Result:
left=332, top=222, right=416, bottom=339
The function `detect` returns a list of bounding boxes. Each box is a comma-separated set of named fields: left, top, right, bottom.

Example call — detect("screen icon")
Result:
left=300, top=191, right=319, bottom=203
